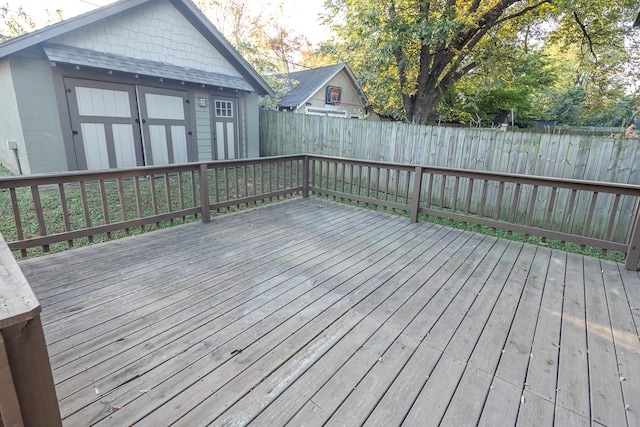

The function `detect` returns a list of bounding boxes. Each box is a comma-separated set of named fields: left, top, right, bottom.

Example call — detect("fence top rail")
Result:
left=0, top=233, right=40, bottom=328
left=308, top=154, right=640, bottom=196
left=0, top=155, right=306, bottom=189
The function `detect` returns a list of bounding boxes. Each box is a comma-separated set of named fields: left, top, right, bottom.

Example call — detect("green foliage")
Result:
left=320, top=0, right=640, bottom=125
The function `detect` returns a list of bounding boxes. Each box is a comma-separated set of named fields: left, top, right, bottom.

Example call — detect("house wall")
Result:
left=0, top=58, right=25, bottom=174
left=301, top=71, right=378, bottom=120
left=50, top=0, right=242, bottom=78
left=194, top=87, right=213, bottom=161
left=10, top=49, right=68, bottom=174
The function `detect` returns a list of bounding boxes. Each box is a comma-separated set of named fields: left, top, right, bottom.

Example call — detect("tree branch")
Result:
left=572, top=11, right=599, bottom=65
left=493, top=0, right=551, bottom=26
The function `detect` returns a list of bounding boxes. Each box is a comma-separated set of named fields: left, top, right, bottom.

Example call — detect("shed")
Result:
left=277, top=63, right=377, bottom=120
left=0, top=0, right=273, bottom=174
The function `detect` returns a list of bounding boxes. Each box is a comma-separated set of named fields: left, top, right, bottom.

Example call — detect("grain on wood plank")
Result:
left=583, top=257, right=627, bottom=426
left=324, top=333, right=419, bottom=426
left=554, top=405, right=591, bottom=427
left=81, top=216, right=430, bottom=426
left=402, top=352, right=466, bottom=427
left=515, top=391, right=555, bottom=427
left=477, top=376, right=522, bottom=427
left=524, top=250, right=566, bottom=403
left=438, top=363, right=493, bottom=427
left=556, top=252, right=590, bottom=418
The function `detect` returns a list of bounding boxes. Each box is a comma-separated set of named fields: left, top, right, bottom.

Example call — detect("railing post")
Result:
left=199, top=164, right=210, bottom=223
left=625, top=201, right=640, bottom=270
left=410, top=166, right=423, bottom=223
left=302, top=156, right=309, bottom=198
left=0, top=234, right=62, bottom=427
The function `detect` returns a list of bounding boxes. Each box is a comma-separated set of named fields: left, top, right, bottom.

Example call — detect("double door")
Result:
left=64, top=78, right=192, bottom=170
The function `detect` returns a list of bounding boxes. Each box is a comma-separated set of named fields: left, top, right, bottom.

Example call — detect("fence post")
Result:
left=199, top=164, right=210, bottom=223
left=302, top=156, right=309, bottom=198
left=410, top=166, right=423, bottom=223
left=625, top=202, right=640, bottom=270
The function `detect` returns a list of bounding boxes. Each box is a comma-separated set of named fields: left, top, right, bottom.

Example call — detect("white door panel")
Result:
left=226, top=123, right=235, bottom=159
left=80, top=123, right=109, bottom=170
left=112, top=124, right=137, bottom=168
left=76, top=87, right=131, bottom=117
left=171, top=125, right=188, bottom=163
left=145, top=93, right=185, bottom=120
left=215, top=122, right=225, bottom=160
left=149, top=125, right=169, bottom=165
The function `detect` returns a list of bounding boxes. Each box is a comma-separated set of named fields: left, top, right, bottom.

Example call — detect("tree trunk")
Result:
left=404, top=86, right=445, bottom=125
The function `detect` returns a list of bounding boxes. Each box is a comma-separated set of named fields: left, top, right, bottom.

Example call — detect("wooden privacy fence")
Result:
left=260, top=109, right=640, bottom=186
left=0, top=156, right=303, bottom=257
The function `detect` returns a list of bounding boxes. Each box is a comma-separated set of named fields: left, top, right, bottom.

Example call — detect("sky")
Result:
left=2, top=0, right=330, bottom=45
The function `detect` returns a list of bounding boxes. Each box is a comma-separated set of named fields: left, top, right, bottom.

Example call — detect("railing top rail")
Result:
left=0, top=233, right=40, bottom=328
left=0, top=155, right=306, bottom=188
left=307, top=154, right=640, bottom=196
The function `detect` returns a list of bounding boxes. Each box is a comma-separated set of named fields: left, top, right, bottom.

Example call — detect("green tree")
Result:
left=322, top=0, right=638, bottom=124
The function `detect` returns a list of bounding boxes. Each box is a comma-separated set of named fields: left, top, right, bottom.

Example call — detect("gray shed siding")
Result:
left=50, top=0, right=241, bottom=78
left=194, top=88, right=212, bottom=161
left=0, top=59, right=25, bottom=174
left=10, top=50, right=67, bottom=173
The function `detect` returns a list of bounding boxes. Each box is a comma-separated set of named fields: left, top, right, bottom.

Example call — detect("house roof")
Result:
left=0, top=0, right=273, bottom=96
left=44, top=43, right=254, bottom=91
left=277, top=63, right=367, bottom=109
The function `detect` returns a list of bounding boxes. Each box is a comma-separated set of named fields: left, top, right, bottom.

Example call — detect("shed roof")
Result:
left=277, top=63, right=366, bottom=109
left=0, top=0, right=273, bottom=95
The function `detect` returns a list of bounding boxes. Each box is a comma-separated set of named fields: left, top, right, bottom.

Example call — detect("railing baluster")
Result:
left=384, top=168, right=391, bottom=206
left=150, top=175, right=159, bottom=228
left=426, top=173, right=434, bottom=210
left=30, top=185, right=48, bottom=252
left=99, top=179, right=111, bottom=239
left=178, top=171, right=186, bottom=219
left=604, top=193, right=621, bottom=243
left=438, top=175, right=447, bottom=211
left=494, top=181, right=505, bottom=221
left=164, top=174, right=173, bottom=225
left=452, top=176, right=460, bottom=213
left=464, top=178, right=474, bottom=215
left=393, top=169, right=400, bottom=204
left=134, top=176, right=145, bottom=232
left=58, top=184, right=73, bottom=247
left=478, top=179, right=488, bottom=219
left=403, top=170, right=411, bottom=208
left=507, top=182, right=520, bottom=236
left=541, top=187, right=558, bottom=243
left=9, top=188, right=27, bottom=257
left=190, top=170, right=198, bottom=217
left=583, top=192, right=599, bottom=247
left=79, top=181, right=93, bottom=243
left=117, top=178, right=129, bottom=236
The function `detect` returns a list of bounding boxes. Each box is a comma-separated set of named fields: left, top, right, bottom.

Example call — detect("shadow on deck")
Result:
left=19, top=198, right=640, bottom=426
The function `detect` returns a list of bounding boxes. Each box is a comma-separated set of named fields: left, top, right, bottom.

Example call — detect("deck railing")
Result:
left=307, top=155, right=640, bottom=270
left=0, top=156, right=303, bottom=257
left=1, top=154, right=640, bottom=269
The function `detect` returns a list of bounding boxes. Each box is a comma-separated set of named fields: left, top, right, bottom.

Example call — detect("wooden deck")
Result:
left=19, top=198, right=640, bottom=427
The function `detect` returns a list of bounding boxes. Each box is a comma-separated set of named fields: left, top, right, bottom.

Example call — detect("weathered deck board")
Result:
left=19, top=197, right=640, bottom=426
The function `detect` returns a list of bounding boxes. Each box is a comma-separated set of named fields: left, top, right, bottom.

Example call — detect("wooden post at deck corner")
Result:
left=625, top=203, right=640, bottom=270
left=199, top=163, right=211, bottom=223
left=410, top=166, right=423, bottom=223
left=302, top=156, right=310, bottom=198
left=0, top=233, right=62, bottom=427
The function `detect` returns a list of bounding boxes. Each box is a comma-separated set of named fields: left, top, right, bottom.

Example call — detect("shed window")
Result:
left=215, top=100, right=234, bottom=117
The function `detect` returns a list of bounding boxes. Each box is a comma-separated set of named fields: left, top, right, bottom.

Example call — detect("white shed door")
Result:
left=65, top=78, right=143, bottom=170
left=212, top=97, right=239, bottom=160
left=138, top=87, right=191, bottom=165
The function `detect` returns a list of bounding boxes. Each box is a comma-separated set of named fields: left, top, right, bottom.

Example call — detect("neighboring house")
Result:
left=277, top=63, right=377, bottom=120
left=0, top=0, right=273, bottom=175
